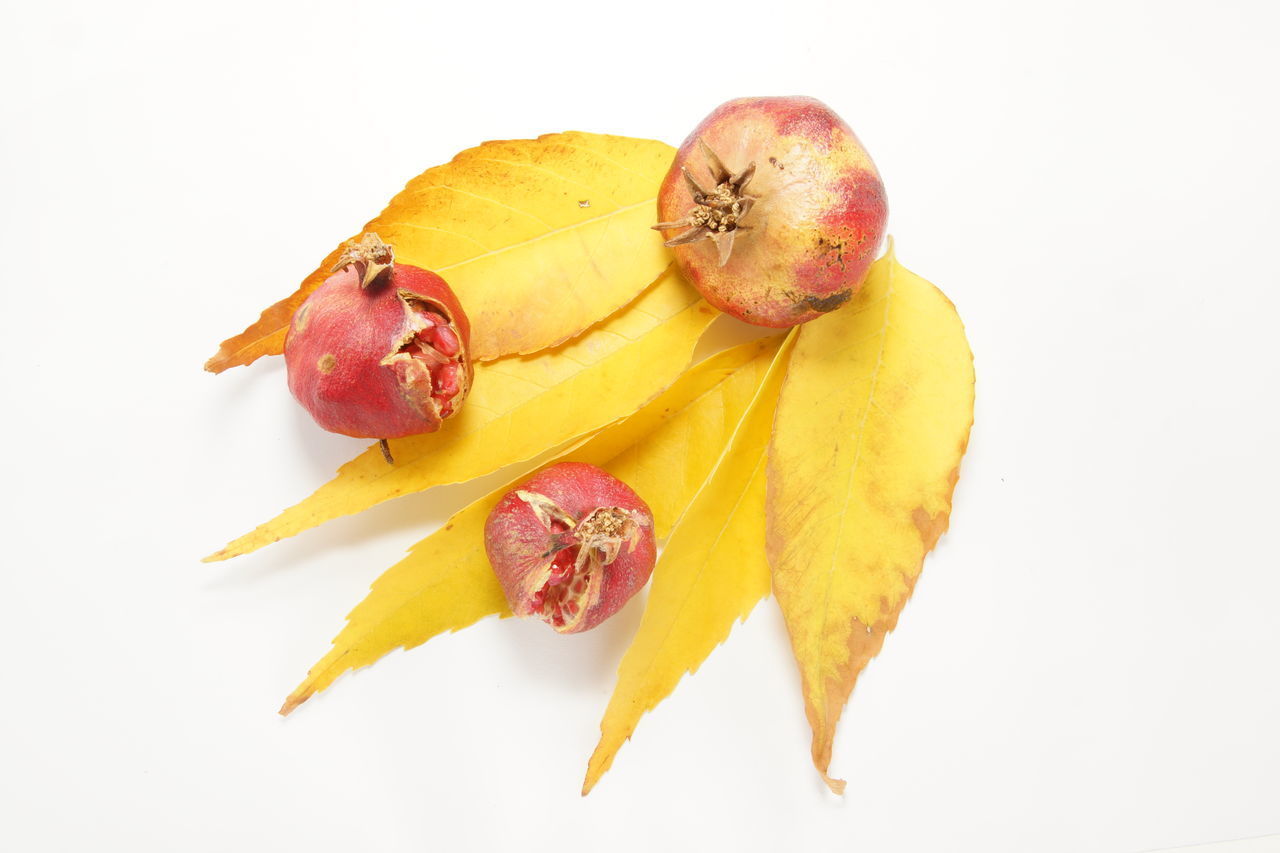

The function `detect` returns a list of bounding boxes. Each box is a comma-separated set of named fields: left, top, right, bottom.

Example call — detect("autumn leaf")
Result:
left=279, top=488, right=510, bottom=716
left=583, top=330, right=796, bottom=795
left=766, top=242, right=975, bottom=794
left=282, top=337, right=783, bottom=714
left=206, top=132, right=675, bottom=372
left=206, top=269, right=716, bottom=562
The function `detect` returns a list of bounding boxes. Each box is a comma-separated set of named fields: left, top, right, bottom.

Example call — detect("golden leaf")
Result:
left=281, top=337, right=783, bottom=715
left=766, top=242, right=975, bottom=793
left=279, top=493, right=509, bottom=715
left=583, top=330, right=796, bottom=795
left=206, top=132, right=675, bottom=372
left=206, top=269, right=715, bottom=562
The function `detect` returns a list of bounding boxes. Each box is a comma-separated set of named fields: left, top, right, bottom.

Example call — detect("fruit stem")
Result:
left=333, top=232, right=395, bottom=288
left=378, top=439, right=394, bottom=465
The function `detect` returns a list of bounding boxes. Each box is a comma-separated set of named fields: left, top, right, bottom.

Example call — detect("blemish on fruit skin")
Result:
left=801, top=290, right=852, bottom=314
left=293, top=303, right=311, bottom=334
left=318, top=353, right=337, bottom=374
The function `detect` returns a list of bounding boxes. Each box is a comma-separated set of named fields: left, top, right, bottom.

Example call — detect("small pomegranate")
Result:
left=485, top=462, right=656, bottom=634
left=654, top=96, right=888, bottom=327
left=284, top=233, right=472, bottom=445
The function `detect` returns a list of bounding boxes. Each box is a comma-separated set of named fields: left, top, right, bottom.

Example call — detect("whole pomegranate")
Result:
left=485, top=462, right=656, bottom=634
left=654, top=96, right=888, bottom=327
left=284, top=233, right=472, bottom=442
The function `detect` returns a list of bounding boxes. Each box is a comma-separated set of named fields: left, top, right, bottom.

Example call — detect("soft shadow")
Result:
left=497, top=581, right=650, bottom=690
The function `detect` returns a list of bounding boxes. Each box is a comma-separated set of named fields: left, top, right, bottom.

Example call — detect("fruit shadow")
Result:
left=494, top=581, right=650, bottom=689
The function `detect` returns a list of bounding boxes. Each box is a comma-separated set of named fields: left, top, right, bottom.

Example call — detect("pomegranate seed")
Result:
left=420, top=310, right=446, bottom=326
left=566, top=600, right=579, bottom=616
left=434, top=363, right=460, bottom=398
left=430, top=325, right=461, bottom=357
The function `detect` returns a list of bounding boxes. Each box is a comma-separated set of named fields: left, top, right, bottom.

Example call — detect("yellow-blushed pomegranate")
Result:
left=655, top=96, right=888, bottom=327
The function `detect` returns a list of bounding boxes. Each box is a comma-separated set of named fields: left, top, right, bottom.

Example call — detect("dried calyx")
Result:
left=516, top=490, right=648, bottom=633
left=334, top=232, right=396, bottom=288
left=653, top=139, right=757, bottom=266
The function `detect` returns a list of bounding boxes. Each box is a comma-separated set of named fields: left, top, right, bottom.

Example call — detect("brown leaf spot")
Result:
left=912, top=466, right=962, bottom=552
left=810, top=573, right=923, bottom=794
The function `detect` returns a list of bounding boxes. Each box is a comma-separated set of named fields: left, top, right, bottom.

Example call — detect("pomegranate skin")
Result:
left=285, top=256, right=472, bottom=439
left=657, top=96, right=888, bottom=327
left=485, top=463, right=656, bottom=634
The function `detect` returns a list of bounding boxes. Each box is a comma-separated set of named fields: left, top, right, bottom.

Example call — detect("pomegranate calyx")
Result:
left=653, top=138, right=758, bottom=266
left=333, top=232, right=395, bottom=288
left=572, top=506, right=647, bottom=569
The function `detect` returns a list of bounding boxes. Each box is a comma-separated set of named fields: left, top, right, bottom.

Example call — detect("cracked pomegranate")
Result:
left=485, top=463, right=656, bottom=634
left=284, top=233, right=472, bottom=441
left=654, top=96, right=888, bottom=327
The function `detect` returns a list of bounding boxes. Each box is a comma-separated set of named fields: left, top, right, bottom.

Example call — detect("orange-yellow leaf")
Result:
left=206, top=132, right=675, bottom=372
left=282, top=338, right=783, bottom=714
left=206, top=270, right=715, bottom=562
left=582, top=330, right=797, bottom=795
left=766, top=242, right=975, bottom=793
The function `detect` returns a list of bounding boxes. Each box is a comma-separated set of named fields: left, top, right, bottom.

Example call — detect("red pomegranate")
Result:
left=485, top=463, right=656, bottom=634
left=284, top=233, right=472, bottom=442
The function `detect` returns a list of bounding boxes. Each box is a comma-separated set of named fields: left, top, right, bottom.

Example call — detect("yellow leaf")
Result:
left=279, top=494, right=510, bottom=716
left=281, top=337, right=783, bottom=714
left=580, top=337, right=783, bottom=537
left=766, top=242, right=975, bottom=794
left=206, top=132, right=675, bottom=372
left=207, top=269, right=715, bottom=562
left=583, top=330, right=797, bottom=795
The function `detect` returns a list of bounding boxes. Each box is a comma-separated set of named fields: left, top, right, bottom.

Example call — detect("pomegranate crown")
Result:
left=333, top=232, right=395, bottom=288
left=653, top=139, right=758, bottom=266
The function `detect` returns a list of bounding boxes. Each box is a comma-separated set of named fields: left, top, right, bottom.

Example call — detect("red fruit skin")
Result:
left=485, top=462, right=657, bottom=634
left=658, top=96, right=888, bottom=327
left=284, top=262, right=472, bottom=439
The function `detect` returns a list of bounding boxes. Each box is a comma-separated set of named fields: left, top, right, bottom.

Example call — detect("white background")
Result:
left=2, top=1, right=1278, bottom=851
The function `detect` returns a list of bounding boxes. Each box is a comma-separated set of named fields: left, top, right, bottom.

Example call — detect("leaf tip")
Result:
left=279, top=691, right=309, bottom=717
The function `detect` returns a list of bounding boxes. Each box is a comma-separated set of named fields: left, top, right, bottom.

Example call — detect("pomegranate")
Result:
left=284, top=233, right=472, bottom=445
left=654, top=96, right=888, bottom=327
left=485, top=462, right=656, bottom=634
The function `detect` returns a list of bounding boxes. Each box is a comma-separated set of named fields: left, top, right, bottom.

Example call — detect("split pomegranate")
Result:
left=485, top=462, right=656, bottom=634
left=284, top=233, right=472, bottom=442
left=654, top=96, right=888, bottom=327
